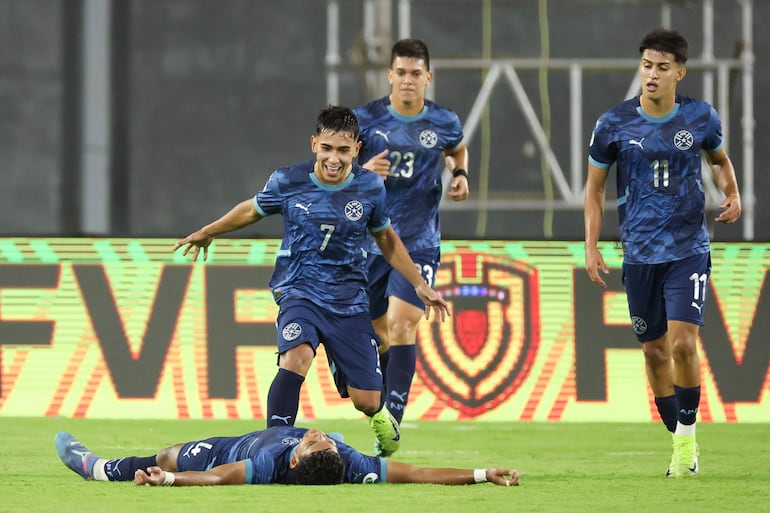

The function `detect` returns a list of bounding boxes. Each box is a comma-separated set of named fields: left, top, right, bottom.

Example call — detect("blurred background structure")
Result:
left=1, top=0, right=764, bottom=240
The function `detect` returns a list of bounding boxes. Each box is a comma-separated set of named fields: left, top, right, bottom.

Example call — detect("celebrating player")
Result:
left=55, top=429, right=519, bottom=487
left=173, top=105, right=450, bottom=457
left=354, top=39, right=469, bottom=455
left=584, top=29, right=741, bottom=478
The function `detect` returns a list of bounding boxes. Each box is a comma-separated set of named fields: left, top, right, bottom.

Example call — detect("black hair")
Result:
left=294, top=450, right=345, bottom=485
left=390, top=38, right=430, bottom=70
left=639, top=29, right=689, bottom=64
left=315, top=105, right=359, bottom=140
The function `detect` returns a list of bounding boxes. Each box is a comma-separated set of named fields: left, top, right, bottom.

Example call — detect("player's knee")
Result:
left=351, top=396, right=380, bottom=416
left=278, top=343, right=315, bottom=374
left=671, top=337, right=698, bottom=362
left=642, top=342, right=670, bottom=367
left=156, top=446, right=180, bottom=471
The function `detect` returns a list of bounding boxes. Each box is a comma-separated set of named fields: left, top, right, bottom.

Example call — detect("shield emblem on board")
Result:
left=416, top=253, right=539, bottom=417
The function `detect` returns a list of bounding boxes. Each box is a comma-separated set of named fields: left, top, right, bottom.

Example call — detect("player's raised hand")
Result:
left=414, top=283, right=450, bottom=321
left=362, top=149, right=392, bottom=179
left=585, top=246, right=609, bottom=288
left=715, top=193, right=742, bottom=224
left=447, top=172, right=469, bottom=201
left=173, top=230, right=214, bottom=262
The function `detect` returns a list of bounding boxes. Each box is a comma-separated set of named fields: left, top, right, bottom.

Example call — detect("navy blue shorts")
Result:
left=176, top=437, right=231, bottom=472
left=275, top=299, right=383, bottom=397
left=367, top=246, right=440, bottom=320
left=622, top=252, right=712, bottom=342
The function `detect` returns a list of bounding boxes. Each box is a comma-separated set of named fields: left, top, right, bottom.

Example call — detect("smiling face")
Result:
left=290, top=429, right=340, bottom=468
left=311, top=129, right=361, bottom=185
left=388, top=56, right=432, bottom=114
left=638, top=49, right=686, bottom=112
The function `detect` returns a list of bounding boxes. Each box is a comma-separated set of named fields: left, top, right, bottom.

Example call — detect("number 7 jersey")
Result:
left=254, top=160, right=390, bottom=315
left=588, top=94, right=723, bottom=264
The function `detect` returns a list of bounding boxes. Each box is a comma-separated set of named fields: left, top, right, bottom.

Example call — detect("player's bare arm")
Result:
left=173, top=199, right=263, bottom=261
left=445, top=142, right=470, bottom=201
left=134, top=461, right=247, bottom=486
left=371, top=226, right=449, bottom=321
left=385, top=460, right=519, bottom=486
left=706, top=148, right=742, bottom=224
left=584, top=163, right=610, bottom=288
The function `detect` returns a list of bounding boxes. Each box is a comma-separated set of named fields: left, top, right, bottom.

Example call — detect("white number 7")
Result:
left=320, top=224, right=335, bottom=251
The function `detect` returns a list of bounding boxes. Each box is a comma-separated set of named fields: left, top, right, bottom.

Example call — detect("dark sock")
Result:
left=674, top=385, right=700, bottom=425
left=654, top=395, right=678, bottom=433
left=104, top=455, right=158, bottom=481
left=385, top=345, right=416, bottom=424
left=379, top=348, right=391, bottom=387
left=266, top=368, right=304, bottom=427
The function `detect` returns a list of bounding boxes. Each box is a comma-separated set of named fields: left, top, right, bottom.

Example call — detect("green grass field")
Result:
left=1, top=418, right=768, bottom=513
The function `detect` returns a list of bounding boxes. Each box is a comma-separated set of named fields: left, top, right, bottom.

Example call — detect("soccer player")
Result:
left=354, top=39, right=469, bottom=454
left=173, top=106, right=450, bottom=458
left=55, top=429, right=520, bottom=487
left=584, top=29, right=741, bottom=478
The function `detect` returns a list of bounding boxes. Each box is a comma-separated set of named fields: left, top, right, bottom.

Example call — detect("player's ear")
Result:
left=310, top=135, right=318, bottom=154
left=676, top=66, right=687, bottom=82
left=289, top=452, right=301, bottom=469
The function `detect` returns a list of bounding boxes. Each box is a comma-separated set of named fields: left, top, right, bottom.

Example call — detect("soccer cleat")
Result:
left=369, top=408, right=400, bottom=457
left=55, top=432, right=99, bottom=480
left=666, top=434, right=699, bottom=478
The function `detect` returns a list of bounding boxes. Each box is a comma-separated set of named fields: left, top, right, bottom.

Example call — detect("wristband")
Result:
left=452, top=168, right=469, bottom=179
left=473, top=468, right=488, bottom=483
left=161, top=471, right=176, bottom=486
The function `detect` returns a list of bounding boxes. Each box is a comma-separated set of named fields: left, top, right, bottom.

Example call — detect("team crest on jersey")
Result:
left=416, top=254, right=540, bottom=417
left=631, top=316, right=647, bottom=335
left=281, top=437, right=300, bottom=446
left=344, top=200, right=364, bottom=221
left=282, top=322, right=302, bottom=341
left=419, top=129, right=438, bottom=148
left=674, top=130, right=694, bottom=150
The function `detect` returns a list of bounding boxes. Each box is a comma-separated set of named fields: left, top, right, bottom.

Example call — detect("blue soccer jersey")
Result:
left=176, top=426, right=386, bottom=484
left=254, top=160, right=390, bottom=315
left=588, top=95, right=723, bottom=264
left=354, top=97, right=464, bottom=254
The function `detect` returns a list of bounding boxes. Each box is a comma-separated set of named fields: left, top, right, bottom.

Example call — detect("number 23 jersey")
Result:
left=355, top=97, right=464, bottom=254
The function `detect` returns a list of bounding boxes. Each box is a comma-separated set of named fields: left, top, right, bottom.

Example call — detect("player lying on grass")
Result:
left=55, top=426, right=519, bottom=487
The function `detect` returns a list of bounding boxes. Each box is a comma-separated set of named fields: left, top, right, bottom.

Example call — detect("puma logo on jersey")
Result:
left=294, top=202, right=311, bottom=214
left=375, top=130, right=390, bottom=142
left=629, top=138, right=645, bottom=150
left=690, top=302, right=703, bottom=313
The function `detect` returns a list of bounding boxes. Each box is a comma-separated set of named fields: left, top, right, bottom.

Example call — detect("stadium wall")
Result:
left=1, top=238, right=768, bottom=422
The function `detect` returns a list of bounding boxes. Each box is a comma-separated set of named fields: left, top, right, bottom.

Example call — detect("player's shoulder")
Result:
left=354, top=97, right=389, bottom=121
left=603, top=96, right=639, bottom=118
left=593, top=97, right=639, bottom=131
left=424, top=98, right=460, bottom=120
left=676, top=94, right=716, bottom=114
left=273, top=159, right=314, bottom=181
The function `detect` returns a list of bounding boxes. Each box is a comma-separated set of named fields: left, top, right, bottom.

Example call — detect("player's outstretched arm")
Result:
left=172, top=199, right=263, bottom=261
left=371, top=226, right=450, bottom=321
left=385, top=460, right=519, bottom=486
left=584, top=163, right=610, bottom=288
left=134, top=461, right=248, bottom=487
left=706, top=148, right=742, bottom=224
